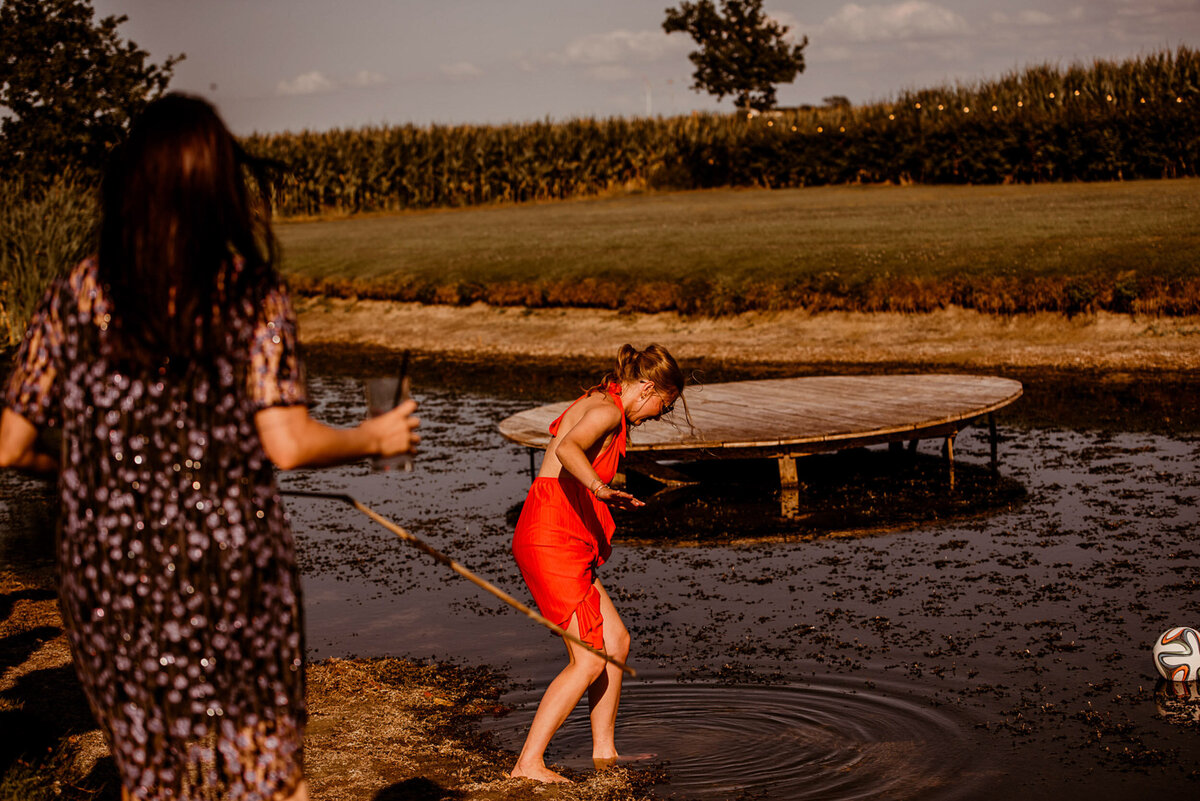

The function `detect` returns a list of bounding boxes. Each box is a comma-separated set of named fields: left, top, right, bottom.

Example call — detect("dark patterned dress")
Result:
left=4, top=258, right=308, bottom=800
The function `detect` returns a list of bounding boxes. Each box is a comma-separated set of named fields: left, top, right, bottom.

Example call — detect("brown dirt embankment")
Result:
left=294, top=298, right=1200, bottom=371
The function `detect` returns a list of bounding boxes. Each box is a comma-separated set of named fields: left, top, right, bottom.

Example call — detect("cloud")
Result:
left=991, top=7, right=1078, bottom=27
left=348, top=70, right=387, bottom=88
left=512, top=28, right=688, bottom=83
left=817, top=1, right=969, bottom=43
left=1115, top=0, right=1198, bottom=15
left=276, top=69, right=386, bottom=96
left=276, top=71, right=337, bottom=96
left=587, top=64, right=635, bottom=82
left=440, top=61, right=483, bottom=79
left=1016, top=10, right=1055, bottom=26
left=552, top=29, right=688, bottom=67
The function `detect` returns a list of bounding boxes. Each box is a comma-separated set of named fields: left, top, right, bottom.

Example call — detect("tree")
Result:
left=0, top=0, right=182, bottom=178
left=663, top=0, right=807, bottom=112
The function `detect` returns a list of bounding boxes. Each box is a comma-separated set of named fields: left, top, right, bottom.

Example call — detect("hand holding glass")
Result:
left=364, top=375, right=415, bottom=472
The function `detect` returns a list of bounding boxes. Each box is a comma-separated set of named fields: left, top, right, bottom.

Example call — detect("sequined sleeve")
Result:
left=3, top=279, right=66, bottom=427
left=247, top=284, right=307, bottom=409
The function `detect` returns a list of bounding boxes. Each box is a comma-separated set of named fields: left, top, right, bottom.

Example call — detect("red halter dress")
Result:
left=512, top=385, right=626, bottom=651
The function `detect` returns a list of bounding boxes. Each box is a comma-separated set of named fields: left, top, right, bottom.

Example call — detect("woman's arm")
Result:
left=255, top=400, right=420, bottom=471
left=555, top=404, right=643, bottom=508
left=0, top=408, right=58, bottom=473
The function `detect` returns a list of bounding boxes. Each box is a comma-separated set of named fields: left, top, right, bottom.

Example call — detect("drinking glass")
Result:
left=363, top=376, right=414, bottom=472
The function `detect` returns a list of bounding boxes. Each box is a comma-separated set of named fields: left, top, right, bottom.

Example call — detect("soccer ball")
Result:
left=1152, top=627, right=1200, bottom=682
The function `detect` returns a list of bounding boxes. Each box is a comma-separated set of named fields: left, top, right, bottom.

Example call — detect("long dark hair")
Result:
left=98, top=93, right=279, bottom=365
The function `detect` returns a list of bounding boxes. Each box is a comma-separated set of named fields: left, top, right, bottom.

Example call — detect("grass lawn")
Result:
left=276, top=179, right=1200, bottom=314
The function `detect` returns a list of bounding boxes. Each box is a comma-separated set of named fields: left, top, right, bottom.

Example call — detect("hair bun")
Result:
left=616, top=343, right=639, bottom=371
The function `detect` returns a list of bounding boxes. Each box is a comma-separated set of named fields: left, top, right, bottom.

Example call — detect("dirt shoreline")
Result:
left=294, top=298, right=1200, bottom=370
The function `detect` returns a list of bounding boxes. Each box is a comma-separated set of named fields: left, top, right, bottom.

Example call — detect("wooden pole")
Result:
left=282, top=489, right=636, bottom=677
left=943, top=433, right=956, bottom=491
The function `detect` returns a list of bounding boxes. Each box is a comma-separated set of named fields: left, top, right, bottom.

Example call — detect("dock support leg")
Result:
left=778, top=456, right=799, bottom=518
left=942, top=433, right=957, bottom=491
left=527, top=448, right=537, bottom=482
left=988, top=413, right=998, bottom=474
left=908, top=438, right=920, bottom=454
left=778, top=456, right=798, bottom=487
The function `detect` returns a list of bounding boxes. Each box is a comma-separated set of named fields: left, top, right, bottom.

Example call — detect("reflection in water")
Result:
left=0, top=470, right=56, bottom=568
left=505, top=451, right=1027, bottom=545
left=614, top=450, right=1026, bottom=544
left=484, top=681, right=990, bottom=800
left=1155, top=680, right=1200, bottom=726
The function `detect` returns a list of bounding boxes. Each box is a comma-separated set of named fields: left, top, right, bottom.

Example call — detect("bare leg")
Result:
left=588, top=580, right=630, bottom=761
left=511, top=613, right=607, bottom=782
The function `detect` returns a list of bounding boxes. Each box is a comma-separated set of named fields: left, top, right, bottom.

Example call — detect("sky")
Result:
left=89, top=0, right=1200, bottom=136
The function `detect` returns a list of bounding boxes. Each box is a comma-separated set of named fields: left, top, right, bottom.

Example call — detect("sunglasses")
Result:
left=650, top=386, right=676, bottom=416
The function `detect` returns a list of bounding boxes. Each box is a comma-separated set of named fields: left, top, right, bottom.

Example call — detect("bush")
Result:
left=0, top=175, right=97, bottom=344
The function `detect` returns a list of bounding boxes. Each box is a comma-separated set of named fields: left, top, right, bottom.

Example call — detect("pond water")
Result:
left=4, top=361, right=1199, bottom=800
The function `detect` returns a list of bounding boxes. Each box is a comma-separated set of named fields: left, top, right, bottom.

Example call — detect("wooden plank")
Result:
left=673, top=395, right=926, bottom=441
left=633, top=407, right=997, bottom=451
left=782, top=376, right=1009, bottom=407
left=711, top=381, right=958, bottom=417
left=653, top=409, right=854, bottom=442
left=752, top=381, right=996, bottom=412
left=685, top=390, right=886, bottom=431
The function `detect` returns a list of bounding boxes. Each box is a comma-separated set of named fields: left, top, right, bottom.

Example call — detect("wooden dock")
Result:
left=498, top=374, right=1023, bottom=500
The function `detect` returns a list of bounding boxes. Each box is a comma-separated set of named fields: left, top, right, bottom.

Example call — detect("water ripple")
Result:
left=487, top=681, right=991, bottom=800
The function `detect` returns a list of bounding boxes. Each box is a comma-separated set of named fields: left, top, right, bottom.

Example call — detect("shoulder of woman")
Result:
left=67, top=256, right=98, bottom=291
left=578, top=396, right=623, bottom=427
left=48, top=256, right=102, bottom=314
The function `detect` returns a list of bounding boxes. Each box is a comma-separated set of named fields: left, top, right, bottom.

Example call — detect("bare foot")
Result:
left=510, top=762, right=572, bottom=783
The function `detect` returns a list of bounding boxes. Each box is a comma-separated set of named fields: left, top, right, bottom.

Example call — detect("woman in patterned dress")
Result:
left=0, top=94, right=420, bottom=801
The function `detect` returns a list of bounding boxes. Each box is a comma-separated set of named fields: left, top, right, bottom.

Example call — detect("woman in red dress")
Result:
left=510, top=343, right=685, bottom=782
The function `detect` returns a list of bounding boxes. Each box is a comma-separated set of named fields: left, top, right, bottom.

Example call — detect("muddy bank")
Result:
left=294, top=298, right=1200, bottom=371
left=0, top=569, right=656, bottom=801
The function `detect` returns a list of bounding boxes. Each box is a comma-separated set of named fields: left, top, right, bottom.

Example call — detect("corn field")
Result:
left=2, top=48, right=1198, bottom=332
left=246, top=47, right=1200, bottom=217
